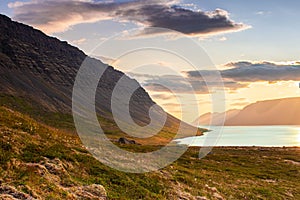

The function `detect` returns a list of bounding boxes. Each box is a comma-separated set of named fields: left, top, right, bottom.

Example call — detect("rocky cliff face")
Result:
left=0, top=14, right=186, bottom=130
left=0, top=14, right=84, bottom=113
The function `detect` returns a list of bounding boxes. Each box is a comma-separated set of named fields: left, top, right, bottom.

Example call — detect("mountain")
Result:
left=0, top=14, right=200, bottom=143
left=225, top=97, right=300, bottom=125
left=195, top=97, right=300, bottom=126
left=193, top=109, right=239, bottom=126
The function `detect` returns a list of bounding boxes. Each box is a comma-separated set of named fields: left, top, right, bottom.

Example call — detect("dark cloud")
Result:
left=222, top=61, right=300, bottom=82
left=116, top=4, right=249, bottom=35
left=143, top=74, right=197, bottom=93
left=9, top=0, right=250, bottom=34
left=129, top=73, right=246, bottom=94
left=130, top=61, right=300, bottom=94
left=187, top=61, right=300, bottom=83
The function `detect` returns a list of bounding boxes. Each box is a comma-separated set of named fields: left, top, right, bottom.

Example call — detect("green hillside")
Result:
left=1, top=105, right=299, bottom=199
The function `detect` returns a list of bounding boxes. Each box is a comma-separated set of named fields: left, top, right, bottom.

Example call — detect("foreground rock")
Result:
left=1, top=157, right=107, bottom=200
left=67, top=184, right=107, bottom=200
left=118, top=137, right=136, bottom=144
left=0, top=185, right=36, bottom=200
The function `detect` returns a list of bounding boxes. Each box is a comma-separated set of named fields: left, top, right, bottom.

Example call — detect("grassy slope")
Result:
left=1, top=105, right=300, bottom=199
left=0, top=94, right=205, bottom=146
left=0, top=93, right=197, bottom=157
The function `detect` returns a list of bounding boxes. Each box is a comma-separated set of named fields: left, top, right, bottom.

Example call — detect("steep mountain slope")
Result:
left=195, top=97, right=300, bottom=126
left=0, top=14, right=149, bottom=119
left=0, top=14, right=200, bottom=142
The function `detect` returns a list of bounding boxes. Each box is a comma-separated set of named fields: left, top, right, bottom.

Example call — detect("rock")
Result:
left=196, top=197, right=208, bottom=200
left=21, top=157, right=107, bottom=199
left=1, top=194, right=19, bottom=200
left=212, top=192, right=224, bottom=200
left=0, top=184, right=107, bottom=200
left=0, top=185, right=36, bottom=200
left=42, top=157, right=68, bottom=175
left=118, top=137, right=136, bottom=144
left=169, top=182, right=199, bottom=200
left=67, top=184, right=107, bottom=200
left=205, top=184, right=224, bottom=200
left=205, top=184, right=218, bottom=193
left=285, top=191, right=294, bottom=197
left=284, top=159, right=300, bottom=166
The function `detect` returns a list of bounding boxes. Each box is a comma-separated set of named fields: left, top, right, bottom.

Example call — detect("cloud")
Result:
left=221, top=61, right=300, bottom=82
left=129, top=73, right=246, bottom=94
left=130, top=61, right=300, bottom=94
left=91, top=54, right=116, bottom=64
left=185, top=61, right=300, bottom=89
left=143, top=74, right=198, bottom=93
left=9, top=0, right=250, bottom=35
left=256, top=11, right=265, bottom=15
left=71, top=38, right=87, bottom=45
left=151, top=93, right=174, bottom=100
left=255, top=11, right=271, bottom=16
left=218, top=36, right=227, bottom=41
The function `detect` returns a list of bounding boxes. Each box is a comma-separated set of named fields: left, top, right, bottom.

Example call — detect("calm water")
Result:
left=176, top=126, right=300, bottom=147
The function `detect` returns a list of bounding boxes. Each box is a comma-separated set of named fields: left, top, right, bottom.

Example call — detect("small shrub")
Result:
left=21, top=143, right=43, bottom=163
left=42, top=144, right=74, bottom=161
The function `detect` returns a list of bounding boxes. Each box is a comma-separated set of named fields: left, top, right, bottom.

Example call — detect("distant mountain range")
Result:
left=193, top=109, right=240, bottom=126
left=195, top=97, right=300, bottom=126
left=0, top=14, right=200, bottom=142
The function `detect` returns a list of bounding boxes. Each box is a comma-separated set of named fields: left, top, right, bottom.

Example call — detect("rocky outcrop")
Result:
left=118, top=137, right=136, bottom=144
left=67, top=184, right=107, bottom=200
left=0, top=185, right=36, bottom=200
left=1, top=157, right=107, bottom=200
left=0, top=184, right=107, bottom=200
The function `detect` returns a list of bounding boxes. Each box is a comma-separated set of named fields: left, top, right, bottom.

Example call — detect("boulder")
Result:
left=118, top=137, right=136, bottom=144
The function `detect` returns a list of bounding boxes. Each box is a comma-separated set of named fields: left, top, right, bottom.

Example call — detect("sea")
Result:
left=176, top=126, right=300, bottom=147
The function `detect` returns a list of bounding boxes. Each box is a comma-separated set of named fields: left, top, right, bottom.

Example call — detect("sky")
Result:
left=1, top=0, right=300, bottom=122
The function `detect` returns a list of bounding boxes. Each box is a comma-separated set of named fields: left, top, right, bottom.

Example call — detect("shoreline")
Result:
left=186, top=145, right=300, bottom=148
left=187, top=146, right=300, bottom=149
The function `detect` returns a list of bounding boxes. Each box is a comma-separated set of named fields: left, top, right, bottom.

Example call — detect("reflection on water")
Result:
left=177, top=126, right=300, bottom=147
left=297, top=129, right=300, bottom=145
